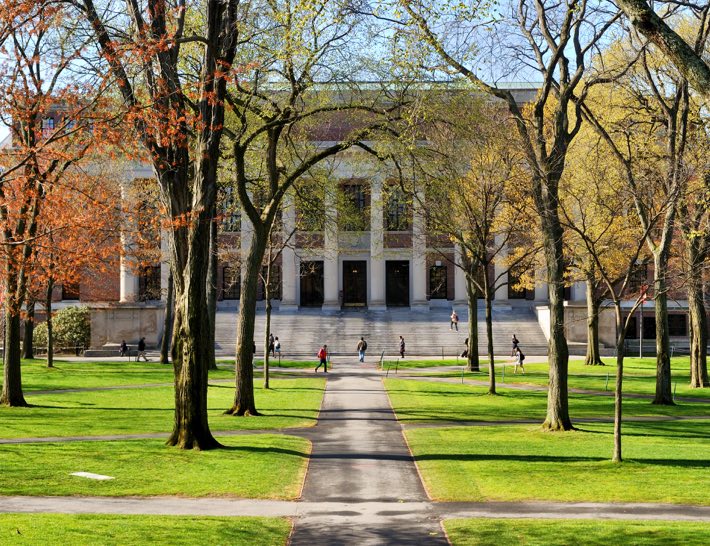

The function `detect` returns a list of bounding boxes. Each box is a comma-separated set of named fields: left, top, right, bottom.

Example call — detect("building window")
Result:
left=42, top=117, right=55, bottom=138
left=259, top=265, right=281, bottom=300
left=341, top=183, right=368, bottom=231
left=139, top=265, right=162, bottom=301
left=668, top=314, right=688, bottom=337
left=630, top=263, right=649, bottom=294
left=385, top=187, right=411, bottom=231
left=222, top=266, right=240, bottom=300
left=219, top=186, right=241, bottom=232
left=429, top=265, right=448, bottom=299
left=62, top=281, right=80, bottom=300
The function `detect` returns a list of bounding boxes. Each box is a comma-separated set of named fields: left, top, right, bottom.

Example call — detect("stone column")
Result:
left=281, top=190, right=298, bottom=308
left=411, top=187, right=428, bottom=309
left=535, top=269, right=549, bottom=301
left=240, top=195, right=253, bottom=295
left=323, top=186, right=339, bottom=310
left=454, top=245, right=467, bottom=305
left=119, top=176, right=140, bottom=303
left=369, top=178, right=386, bottom=310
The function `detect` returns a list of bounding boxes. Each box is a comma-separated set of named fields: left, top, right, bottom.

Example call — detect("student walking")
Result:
left=450, top=310, right=459, bottom=331
left=357, top=337, right=367, bottom=363
left=274, top=337, right=281, bottom=356
left=119, top=340, right=128, bottom=357
left=511, top=334, right=519, bottom=357
left=268, top=333, right=275, bottom=357
left=137, top=337, right=148, bottom=361
left=399, top=336, right=406, bottom=358
left=514, top=348, right=526, bottom=374
left=315, top=344, right=328, bottom=373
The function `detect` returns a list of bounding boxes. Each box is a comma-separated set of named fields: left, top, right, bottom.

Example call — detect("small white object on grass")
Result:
left=70, top=472, right=115, bottom=480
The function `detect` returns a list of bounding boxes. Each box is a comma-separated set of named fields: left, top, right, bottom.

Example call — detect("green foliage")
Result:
left=33, top=306, right=91, bottom=349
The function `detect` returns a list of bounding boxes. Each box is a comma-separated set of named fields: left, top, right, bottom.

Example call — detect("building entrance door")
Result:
left=386, top=261, right=410, bottom=306
left=343, top=260, right=367, bottom=306
left=300, top=261, right=324, bottom=307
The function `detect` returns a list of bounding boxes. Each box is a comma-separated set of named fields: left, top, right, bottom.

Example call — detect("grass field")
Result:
left=385, top=378, right=710, bottom=424
left=404, top=421, right=710, bottom=504
left=0, top=376, right=325, bottom=439
left=444, top=519, right=710, bottom=546
left=0, top=515, right=291, bottom=545
left=0, top=435, right=309, bottom=498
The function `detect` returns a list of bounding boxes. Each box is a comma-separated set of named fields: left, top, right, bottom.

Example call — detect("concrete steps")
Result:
left=214, top=306, right=554, bottom=358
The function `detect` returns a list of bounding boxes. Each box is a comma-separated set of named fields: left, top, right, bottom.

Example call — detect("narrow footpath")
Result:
left=289, top=359, right=448, bottom=545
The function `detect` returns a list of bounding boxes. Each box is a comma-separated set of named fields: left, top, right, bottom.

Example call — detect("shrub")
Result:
left=33, top=306, right=91, bottom=350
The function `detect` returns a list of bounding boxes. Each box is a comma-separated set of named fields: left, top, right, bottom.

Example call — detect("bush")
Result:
left=33, top=306, right=91, bottom=350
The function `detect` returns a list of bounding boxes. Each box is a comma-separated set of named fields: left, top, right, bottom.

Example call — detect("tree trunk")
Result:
left=465, top=272, right=480, bottom=372
left=687, top=252, right=709, bottom=388
left=540, top=209, right=573, bottom=431
left=264, top=292, right=272, bottom=390
left=652, top=253, right=674, bottom=405
left=22, top=298, right=35, bottom=360
left=585, top=280, right=604, bottom=366
left=484, top=275, right=496, bottom=394
left=206, top=217, right=218, bottom=371
left=226, top=229, right=268, bottom=416
left=45, top=278, right=54, bottom=369
left=263, top=248, right=273, bottom=390
left=1, top=267, right=27, bottom=406
left=160, top=272, right=174, bottom=365
left=165, top=196, right=221, bottom=450
left=612, top=302, right=625, bottom=463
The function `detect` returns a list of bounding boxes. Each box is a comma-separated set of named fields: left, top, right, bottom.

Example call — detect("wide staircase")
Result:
left=214, top=305, right=551, bottom=359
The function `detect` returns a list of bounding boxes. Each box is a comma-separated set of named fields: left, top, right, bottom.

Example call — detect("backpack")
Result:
left=519, top=353, right=525, bottom=362
left=317, top=348, right=326, bottom=359
left=362, top=340, right=367, bottom=350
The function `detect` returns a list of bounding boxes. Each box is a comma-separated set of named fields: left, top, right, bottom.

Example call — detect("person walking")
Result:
left=511, top=334, right=519, bottom=357
left=274, top=337, right=281, bottom=357
left=461, top=337, right=469, bottom=358
left=357, top=337, right=367, bottom=363
left=514, top=348, right=526, bottom=374
left=450, top=310, right=459, bottom=331
left=268, top=333, right=275, bottom=357
left=315, top=344, right=328, bottom=373
left=119, top=340, right=128, bottom=357
left=399, top=336, right=406, bottom=359
left=137, top=337, right=148, bottom=361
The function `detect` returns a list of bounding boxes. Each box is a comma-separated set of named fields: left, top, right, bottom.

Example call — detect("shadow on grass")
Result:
left=414, top=453, right=710, bottom=467
left=219, top=445, right=309, bottom=458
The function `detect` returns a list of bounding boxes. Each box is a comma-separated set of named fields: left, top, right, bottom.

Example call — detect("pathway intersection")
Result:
left=1, top=357, right=709, bottom=544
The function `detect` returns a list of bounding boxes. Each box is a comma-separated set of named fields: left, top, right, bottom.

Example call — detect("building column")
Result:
left=281, top=191, right=298, bottom=308
left=240, top=194, right=253, bottom=298
left=494, top=234, right=509, bottom=302
left=411, top=188, right=428, bottom=309
left=323, top=187, right=339, bottom=310
left=453, top=245, right=467, bottom=305
left=535, top=269, right=549, bottom=301
left=369, top=178, right=386, bottom=310
left=119, top=177, right=139, bottom=302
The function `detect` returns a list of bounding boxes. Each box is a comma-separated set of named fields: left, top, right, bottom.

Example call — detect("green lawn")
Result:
left=404, top=421, right=710, bottom=504
left=1, top=377, right=325, bottom=439
left=0, top=515, right=291, bottom=545
left=385, top=378, right=710, bottom=424
left=444, top=519, right=710, bottom=546
left=491, top=357, right=710, bottom=400
left=2, top=359, right=234, bottom=391
left=0, top=434, right=309, bottom=498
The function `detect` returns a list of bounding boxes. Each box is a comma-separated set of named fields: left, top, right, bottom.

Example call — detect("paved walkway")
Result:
left=2, top=357, right=710, bottom=544
left=290, top=361, right=446, bottom=545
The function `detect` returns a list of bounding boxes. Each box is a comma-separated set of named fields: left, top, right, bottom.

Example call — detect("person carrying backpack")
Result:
left=514, top=348, right=525, bottom=374
left=315, top=344, right=328, bottom=373
left=357, top=337, right=367, bottom=363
